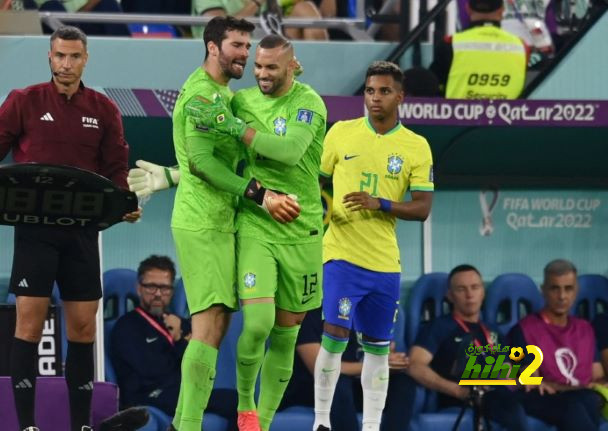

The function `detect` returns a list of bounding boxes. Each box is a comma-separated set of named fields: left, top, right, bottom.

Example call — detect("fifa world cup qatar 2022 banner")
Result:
left=323, top=97, right=608, bottom=126
left=99, top=89, right=608, bottom=128
left=431, top=189, right=608, bottom=279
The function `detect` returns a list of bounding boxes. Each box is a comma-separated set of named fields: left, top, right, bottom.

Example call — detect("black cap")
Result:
left=469, top=0, right=503, bottom=12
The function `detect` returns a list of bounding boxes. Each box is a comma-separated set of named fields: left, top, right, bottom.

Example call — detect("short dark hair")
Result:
left=365, top=61, right=404, bottom=87
left=203, top=16, right=254, bottom=59
left=50, top=26, right=87, bottom=49
left=258, top=33, right=291, bottom=50
left=448, top=264, right=482, bottom=287
left=543, top=259, right=577, bottom=281
left=137, top=255, right=176, bottom=283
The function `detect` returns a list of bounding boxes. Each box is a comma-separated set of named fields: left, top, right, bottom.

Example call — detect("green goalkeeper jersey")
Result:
left=232, top=80, right=327, bottom=244
left=172, top=67, right=245, bottom=233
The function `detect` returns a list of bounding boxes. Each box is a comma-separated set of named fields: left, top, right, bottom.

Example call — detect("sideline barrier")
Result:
left=102, top=90, right=608, bottom=127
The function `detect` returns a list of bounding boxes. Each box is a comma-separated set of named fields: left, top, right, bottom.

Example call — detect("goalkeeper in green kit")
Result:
left=129, top=34, right=326, bottom=431
left=145, top=17, right=301, bottom=431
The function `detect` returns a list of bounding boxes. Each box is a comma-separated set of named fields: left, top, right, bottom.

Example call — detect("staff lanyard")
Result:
left=453, top=313, right=493, bottom=348
left=135, top=307, right=174, bottom=346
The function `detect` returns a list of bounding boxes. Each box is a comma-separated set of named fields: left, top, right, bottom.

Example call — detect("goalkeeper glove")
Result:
left=244, top=178, right=300, bottom=223
left=127, top=160, right=180, bottom=198
left=185, top=94, right=247, bottom=139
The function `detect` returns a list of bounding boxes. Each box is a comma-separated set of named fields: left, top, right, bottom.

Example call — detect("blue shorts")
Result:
left=322, top=260, right=400, bottom=340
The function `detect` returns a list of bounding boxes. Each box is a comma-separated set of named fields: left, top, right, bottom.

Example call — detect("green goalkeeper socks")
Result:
left=258, top=324, right=301, bottom=431
left=236, top=302, right=275, bottom=412
left=178, top=339, right=218, bottom=431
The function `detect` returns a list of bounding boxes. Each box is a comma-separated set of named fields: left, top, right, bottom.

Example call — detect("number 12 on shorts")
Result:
left=302, top=273, right=318, bottom=304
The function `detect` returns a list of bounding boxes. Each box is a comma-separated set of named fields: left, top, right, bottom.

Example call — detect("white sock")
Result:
left=313, top=346, right=343, bottom=430
left=361, top=351, right=389, bottom=431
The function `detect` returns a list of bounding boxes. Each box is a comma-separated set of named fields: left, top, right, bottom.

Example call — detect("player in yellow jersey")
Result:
left=312, top=61, right=434, bottom=431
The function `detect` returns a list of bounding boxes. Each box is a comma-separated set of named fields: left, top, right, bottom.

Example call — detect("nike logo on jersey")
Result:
left=321, top=368, right=336, bottom=373
left=40, top=112, right=54, bottom=122
left=454, top=337, right=463, bottom=342
left=149, top=389, right=163, bottom=398
left=279, top=378, right=290, bottom=383
left=240, top=360, right=256, bottom=366
left=301, top=296, right=314, bottom=305
left=146, top=337, right=158, bottom=343
left=344, top=154, right=360, bottom=160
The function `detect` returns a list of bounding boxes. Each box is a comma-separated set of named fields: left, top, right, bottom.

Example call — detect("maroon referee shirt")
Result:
left=0, top=80, right=128, bottom=189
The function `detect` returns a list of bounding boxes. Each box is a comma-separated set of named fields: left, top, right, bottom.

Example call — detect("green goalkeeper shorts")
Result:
left=237, top=235, right=322, bottom=312
left=172, top=227, right=238, bottom=314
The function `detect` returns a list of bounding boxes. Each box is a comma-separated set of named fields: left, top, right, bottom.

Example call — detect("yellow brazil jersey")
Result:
left=320, top=117, right=434, bottom=273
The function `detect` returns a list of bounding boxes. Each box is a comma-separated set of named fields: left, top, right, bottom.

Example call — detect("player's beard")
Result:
left=257, top=73, right=287, bottom=96
left=219, top=51, right=246, bottom=80
left=143, top=298, right=166, bottom=317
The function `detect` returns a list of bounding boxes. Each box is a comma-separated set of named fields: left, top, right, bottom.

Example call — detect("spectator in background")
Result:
left=23, top=0, right=131, bottom=36
left=280, top=307, right=414, bottom=431
left=279, top=0, right=329, bottom=40
left=429, top=0, right=527, bottom=99
left=509, top=259, right=605, bottom=431
left=403, top=67, right=441, bottom=97
left=313, top=0, right=335, bottom=18
left=408, top=265, right=529, bottom=430
left=110, top=255, right=238, bottom=429
left=192, top=0, right=328, bottom=40
left=121, top=0, right=190, bottom=14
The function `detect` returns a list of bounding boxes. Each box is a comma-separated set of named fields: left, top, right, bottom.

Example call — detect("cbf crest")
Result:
left=273, top=117, right=287, bottom=136
left=387, top=155, right=404, bottom=175
left=338, top=297, right=352, bottom=320
left=244, top=272, right=256, bottom=289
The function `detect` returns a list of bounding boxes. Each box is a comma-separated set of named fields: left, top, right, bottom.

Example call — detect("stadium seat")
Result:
left=270, top=406, right=314, bottom=431
left=5, top=293, right=15, bottom=304
left=483, top=273, right=544, bottom=336
left=133, top=410, right=160, bottom=431
left=103, top=268, right=139, bottom=321
left=394, top=304, right=407, bottom=353
left=405, top=273, right=451, bottom=425
left=102, top=268, right=139, bottom=383
left=409, top=408, right=473, bottom=431
left=171, top=278, right=189, bottom=318
left=405, top=272, right=450, bottom=346
left=104, top=320, right=118, bottom=384
left=0, top=277, right=9, bottom=303
left=573, top=274, right=608, bottom=320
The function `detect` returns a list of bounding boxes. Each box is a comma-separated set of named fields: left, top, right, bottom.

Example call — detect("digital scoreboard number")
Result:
left=0, top=163, right=138, bottom=230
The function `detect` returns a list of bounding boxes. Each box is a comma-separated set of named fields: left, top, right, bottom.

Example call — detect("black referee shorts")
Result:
left=9, top=225, right=102, bottom=301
